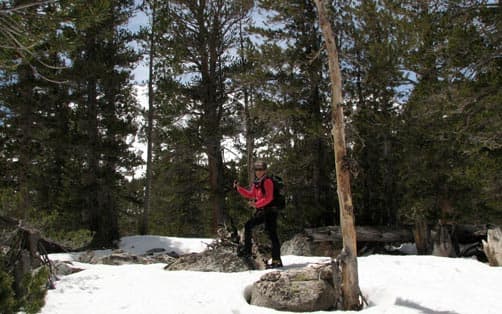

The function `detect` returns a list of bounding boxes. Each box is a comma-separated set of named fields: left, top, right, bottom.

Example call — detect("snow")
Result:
left=42, top=235, right=502, bottom=314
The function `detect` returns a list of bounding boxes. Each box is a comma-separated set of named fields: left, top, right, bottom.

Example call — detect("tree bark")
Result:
left=239, top=19, right=255, bottom=187
left=305, top=224, right=490, bottom=245
left=305, top=225, right=414, bottom=243
left=141, top=0, right=157, bottom=236
left=244, top=87, right=254, bottom=187
left=207, top=136, right=226, bottom=231
left=313, top=0, right=362, bottom=310
left=1, top=215, right=70, bottom=253
left=413, top=217, right=431, bottom=254
left=482, top=227, right=502, bottom=266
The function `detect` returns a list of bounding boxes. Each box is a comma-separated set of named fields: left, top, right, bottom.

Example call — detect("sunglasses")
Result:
left=254, top=168, right=265, bottom=171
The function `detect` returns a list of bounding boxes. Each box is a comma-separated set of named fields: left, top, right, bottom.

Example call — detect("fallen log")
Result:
left=1, top=215, right=70, bottom=253
left=304, top=224, right=491, bottom=245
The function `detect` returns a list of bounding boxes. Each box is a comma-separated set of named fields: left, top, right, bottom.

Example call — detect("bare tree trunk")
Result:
left=86, top=73, right=100, bottom=242
left=207, top=137, right=225, bottom=231
left=482, top=227, right=502, bottom=266
left=140, top=0, right=157, bottom=235
left=239, top=19, right=255, bottom=187
left=413, top=217, right=431, bottom=255
left=244, top=88, right=255, bottom=187
left=313, top=0, right=362, bottom=310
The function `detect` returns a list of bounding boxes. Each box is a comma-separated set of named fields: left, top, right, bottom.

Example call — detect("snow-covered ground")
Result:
left=43, top=235, right=502, bottom=314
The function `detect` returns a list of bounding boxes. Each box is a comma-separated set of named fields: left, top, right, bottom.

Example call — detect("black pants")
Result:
left=244, top=208, right=281, bottom=261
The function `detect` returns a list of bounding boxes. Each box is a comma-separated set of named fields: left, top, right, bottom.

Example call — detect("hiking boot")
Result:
left=266, top=259, right=283, bottom=269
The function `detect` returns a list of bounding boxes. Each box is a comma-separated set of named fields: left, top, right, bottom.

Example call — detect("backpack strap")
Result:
left=259, top=175, right=273, bottom=196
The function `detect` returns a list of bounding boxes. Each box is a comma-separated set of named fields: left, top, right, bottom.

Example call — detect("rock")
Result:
left=145, top=248, right=166, bottom=255
left=249, top=263, right=336, bottom=312
left=52, top=261, right=84, bottom=276
left=281, top=234, right=313, bottom=256
left=148, top=254, right=177, bottom=265
left=281, top=233, right=339, bottom=257
left=165, top=246, right=250, bottom=272
left=99, top=250, right=150, bottom=265
left=78, top=250, right=151, bottom=265
left=78, top=250, right=98, bottom=264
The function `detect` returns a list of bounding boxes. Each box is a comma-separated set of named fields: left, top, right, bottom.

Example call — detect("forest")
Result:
left=0, top=0, right=500, bottom=251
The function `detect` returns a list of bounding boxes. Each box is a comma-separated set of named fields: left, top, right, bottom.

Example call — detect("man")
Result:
left=233, top=160, right=283, bottom=269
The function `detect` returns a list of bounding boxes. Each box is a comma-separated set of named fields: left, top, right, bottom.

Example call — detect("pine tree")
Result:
left=397, top=0, right=501, bottom=229
left=0, top=1, right=70, bottom=223
left=152, top=0, right=253, bottom=233
left=343, top=0, right=406, bottom=226
left=61, top=0, right=141, bottom=247
left=250, top=0, right=336, bottom=229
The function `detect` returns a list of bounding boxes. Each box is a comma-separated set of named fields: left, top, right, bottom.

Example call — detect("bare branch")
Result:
left=0, top=1, right=57, bottom=14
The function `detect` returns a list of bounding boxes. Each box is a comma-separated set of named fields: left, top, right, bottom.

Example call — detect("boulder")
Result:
left=281, top=233, right=339, bottom=257
left=100, top=250, right=148, bottom=265
left=165, top=245, right=250, bottom=272
left=52, top=261, right=84, bottom=276
left=77, top=249, right=177, bottom=266
left=248, top=263, right=336, bottom=312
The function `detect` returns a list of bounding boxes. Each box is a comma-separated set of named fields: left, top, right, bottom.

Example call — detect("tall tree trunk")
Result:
left=311, top=86, right=322, bottom=206
left=86, top=74, right=101, bottom=245
left=207, top=136, right=225, bottom=231
left=244, top=88, right=254, bottom=187
left=141, top=0, right=157, bottom=235
left=238, top=18, right=254, bottom=187
left=17, top=66, right=34, bottom=220
left=314, top=0, right=362, bottom=310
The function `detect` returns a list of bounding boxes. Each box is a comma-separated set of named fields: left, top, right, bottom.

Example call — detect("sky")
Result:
left=42, top=235, right=502, bottom=314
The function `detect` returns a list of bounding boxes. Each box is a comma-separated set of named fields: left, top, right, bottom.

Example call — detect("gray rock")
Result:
left=249, top=263, right=336, bottom=312
left=99, top=250, right=150, bottom=265
left=281, top=233, right=339, bottom=257
left=145, top=248, right=166, bottom=255
left=78, top=250, right=98, bottom=264
left=52, top=261, right=84, bottom=276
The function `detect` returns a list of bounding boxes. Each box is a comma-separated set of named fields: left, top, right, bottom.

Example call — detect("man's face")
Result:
left=254, top=166, right=266, bottom=177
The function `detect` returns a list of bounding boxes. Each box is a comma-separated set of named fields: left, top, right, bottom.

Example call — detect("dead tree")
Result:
left=1, top=216, right=66, bottom=299
left=313, top=0, right=362, bottom=310
left=483, top=227, right=502, bottom=266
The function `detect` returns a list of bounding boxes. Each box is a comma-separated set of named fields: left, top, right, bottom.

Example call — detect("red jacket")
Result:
left=237, top=176, right=274, bottom=209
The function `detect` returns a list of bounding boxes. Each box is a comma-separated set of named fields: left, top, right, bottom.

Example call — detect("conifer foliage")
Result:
left=0, top=0, right=500, bottom=251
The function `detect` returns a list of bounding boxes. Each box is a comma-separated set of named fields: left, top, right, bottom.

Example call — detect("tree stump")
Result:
left=413, top=218, right=431, bottom=255
left=431, top=223, right=457, bottom=258
left=482, top=227, right=502, bottom=266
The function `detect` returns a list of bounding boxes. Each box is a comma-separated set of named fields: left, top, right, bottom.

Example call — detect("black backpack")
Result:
left=261, top=175, right=286, bottom=209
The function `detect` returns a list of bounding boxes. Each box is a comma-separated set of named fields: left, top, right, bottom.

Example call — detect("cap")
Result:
left=253, top=160, right=267, bottom=170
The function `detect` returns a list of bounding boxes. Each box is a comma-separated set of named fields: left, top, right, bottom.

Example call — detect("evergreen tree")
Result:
left=0, top=1, right=71, bottom=223
left=343, top=0, right=406, bottom=226
left=397, top=0, right=501, bottom=226
left=152, top=0, right=253, bottom=233
left=58, top=0, right=141, bottom=247
left=249, top=0, right=336, bottom=231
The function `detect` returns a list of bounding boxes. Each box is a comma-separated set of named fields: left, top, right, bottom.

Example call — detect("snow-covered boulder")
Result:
left=248, top=263, right=336, bottom=312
